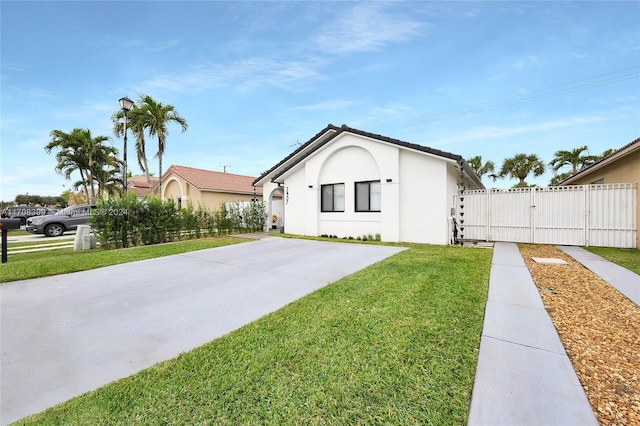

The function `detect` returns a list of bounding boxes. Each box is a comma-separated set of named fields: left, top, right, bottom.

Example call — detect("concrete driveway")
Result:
left=0, top=237, right=404, bottom=425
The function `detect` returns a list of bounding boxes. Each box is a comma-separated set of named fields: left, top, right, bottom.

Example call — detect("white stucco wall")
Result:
left=283, top=170, right=308, bottom=235
left=269, top=132, right=462, bottom=244
left=299, top=134, right=400, bottom=239
left=398, top=149, right=450, bottom=244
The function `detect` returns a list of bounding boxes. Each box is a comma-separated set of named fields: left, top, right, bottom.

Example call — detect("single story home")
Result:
left=253, top=124, right=484, bottom=245
left=559, top=136, right=639, bottom=248
left=161, top=165, right=263, bottom=210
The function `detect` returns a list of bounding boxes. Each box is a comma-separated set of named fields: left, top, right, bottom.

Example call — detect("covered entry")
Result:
left=267, top=187, right=284, bottom=231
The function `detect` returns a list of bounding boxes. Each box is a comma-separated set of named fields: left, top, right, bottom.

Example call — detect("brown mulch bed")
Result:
left=519, top=244, right=640, bottom=426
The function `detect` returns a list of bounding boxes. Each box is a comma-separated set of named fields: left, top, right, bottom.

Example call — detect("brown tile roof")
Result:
left=164, top=165, right=262, bottom=195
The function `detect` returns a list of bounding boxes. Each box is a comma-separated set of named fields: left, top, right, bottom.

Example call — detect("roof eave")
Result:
left=252, top=124, right=340, bottom=186
left=459, top=159, right=485, bottom=190
left=560, top=138, right=640, bottom=185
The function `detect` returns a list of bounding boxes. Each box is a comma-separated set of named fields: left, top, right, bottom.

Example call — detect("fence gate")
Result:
left=459, top=183, right=637, bottom=248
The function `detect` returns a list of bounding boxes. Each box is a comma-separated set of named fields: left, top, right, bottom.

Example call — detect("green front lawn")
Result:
left=15, top=243, right=492, bottom=425
left=585, top=246, right=640, bottom=275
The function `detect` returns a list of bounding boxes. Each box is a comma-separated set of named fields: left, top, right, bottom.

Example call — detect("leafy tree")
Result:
left=499, top=153, right=546, bottom=188
left=548, top=145, right=598, bottom=176
left=45, top=128, right=117, bottom=203
left=61, top=189, right=87, bottom=205
left=467, top=155, right=497, bottom=181
left=12, top=194, right=66, bottom=207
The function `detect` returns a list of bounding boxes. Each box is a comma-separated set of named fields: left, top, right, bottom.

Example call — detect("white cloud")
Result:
left=511, top=55, right=542, bottom=71
left=137, top=56, right=325, bottom=94
left=431, top=115, right=604, bottom=146
left=313, top=2, right=425, bottom=54
left=148, top=39, right=181, bottom=52
left=465, top=8, right=480, bottom=18
left=294, top=99, right=359, bottom=111
left=568, top=52, right=588, bottom=60
left=102, top=37, right=180, bottom=52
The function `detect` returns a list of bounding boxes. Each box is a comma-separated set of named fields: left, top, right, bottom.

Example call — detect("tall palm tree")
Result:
left=548, top=145, right=598, bottom=176
left=47, top=129, right=89, bottom=201
left=84, top=131, right=117, bottom=201
left=499, top=153, right=546, bottom=188
left=46, top=128, right=115, bottom=203
left=467, top=155, right=497, bottom=181
left=112, top=105, right=154, bottom=192
left=135, top=95, right=188, bottom=196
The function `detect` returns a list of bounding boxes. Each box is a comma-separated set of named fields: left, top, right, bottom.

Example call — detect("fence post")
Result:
left=486, top=189, right=491, bottom=241
left=584, top=184, right=590, bottom=247
left=530, top=187, right=535, bottom=243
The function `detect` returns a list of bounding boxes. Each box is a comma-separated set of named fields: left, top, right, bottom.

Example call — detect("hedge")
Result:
left=90, top=194, right=266, bottom=249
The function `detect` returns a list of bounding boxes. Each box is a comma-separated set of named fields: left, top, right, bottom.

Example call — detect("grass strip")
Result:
left=7, top=241, right=74, bottom=250
left=15, top=243, right=491, bottom=425
left=0, top=237, right=248, bottom=283
left=584, top=247, right=640, bottom=275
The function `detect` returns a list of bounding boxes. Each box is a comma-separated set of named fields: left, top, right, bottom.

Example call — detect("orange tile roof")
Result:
left=128, top=175, right=160, bottom=187
left=127, top=175, right=160, bottom=197
left=164, top=165, right=262, bottom=195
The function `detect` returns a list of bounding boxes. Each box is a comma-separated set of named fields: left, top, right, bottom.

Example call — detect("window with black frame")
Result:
left=321, top=183, right=345, bottom=212
left=355, top=180, right=381, bottom=212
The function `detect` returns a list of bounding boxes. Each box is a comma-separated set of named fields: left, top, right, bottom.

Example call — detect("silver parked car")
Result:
left=26, top=205, right=95, bottom=237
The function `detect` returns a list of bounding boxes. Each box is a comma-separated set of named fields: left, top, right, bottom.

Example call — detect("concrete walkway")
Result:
left=559, top=245, right=640, bottom=306
left=468, top=242, right=599, bottom=425
left=0, top=237, right=404, bottom=425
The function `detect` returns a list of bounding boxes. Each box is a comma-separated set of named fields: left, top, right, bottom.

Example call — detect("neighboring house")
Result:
left=253, top=124, right=484, bottom=245
left=127, top=175, right=160, bottom=199
left=161, top=164, right=263, bottom=210
left=559, top=136, right=639, bottom=247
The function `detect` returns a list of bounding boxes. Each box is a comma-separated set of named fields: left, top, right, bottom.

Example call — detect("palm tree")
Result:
left=499, top=153, right=546, bottom=188
left=112, top=105, right=154, bottom=192
left=549, top=171, right=573, bottom=186
left=47, top=129, right=90, bottom=201
left=467, top=155, right=497, bottom=181
left=598, top=148, right=615, bottom=160
left=93, top=162, right=121, bottom=195
left=45, top=128, right=117, bottom=203
left=135, top=95, right=188, bottom=195
left=548, top=145, right=598, bottom=176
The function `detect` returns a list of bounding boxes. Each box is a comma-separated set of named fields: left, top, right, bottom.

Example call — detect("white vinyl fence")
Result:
left=458, top=184, right=637, bottom=248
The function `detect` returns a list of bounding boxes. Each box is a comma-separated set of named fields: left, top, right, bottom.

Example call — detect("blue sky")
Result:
left=1, top=1, right=639, bottom=201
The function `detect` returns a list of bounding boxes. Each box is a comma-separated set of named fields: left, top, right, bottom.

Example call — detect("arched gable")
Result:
left=163, top=177, right=185, bottom=203
left=318, top=145, right=381, bottom=185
